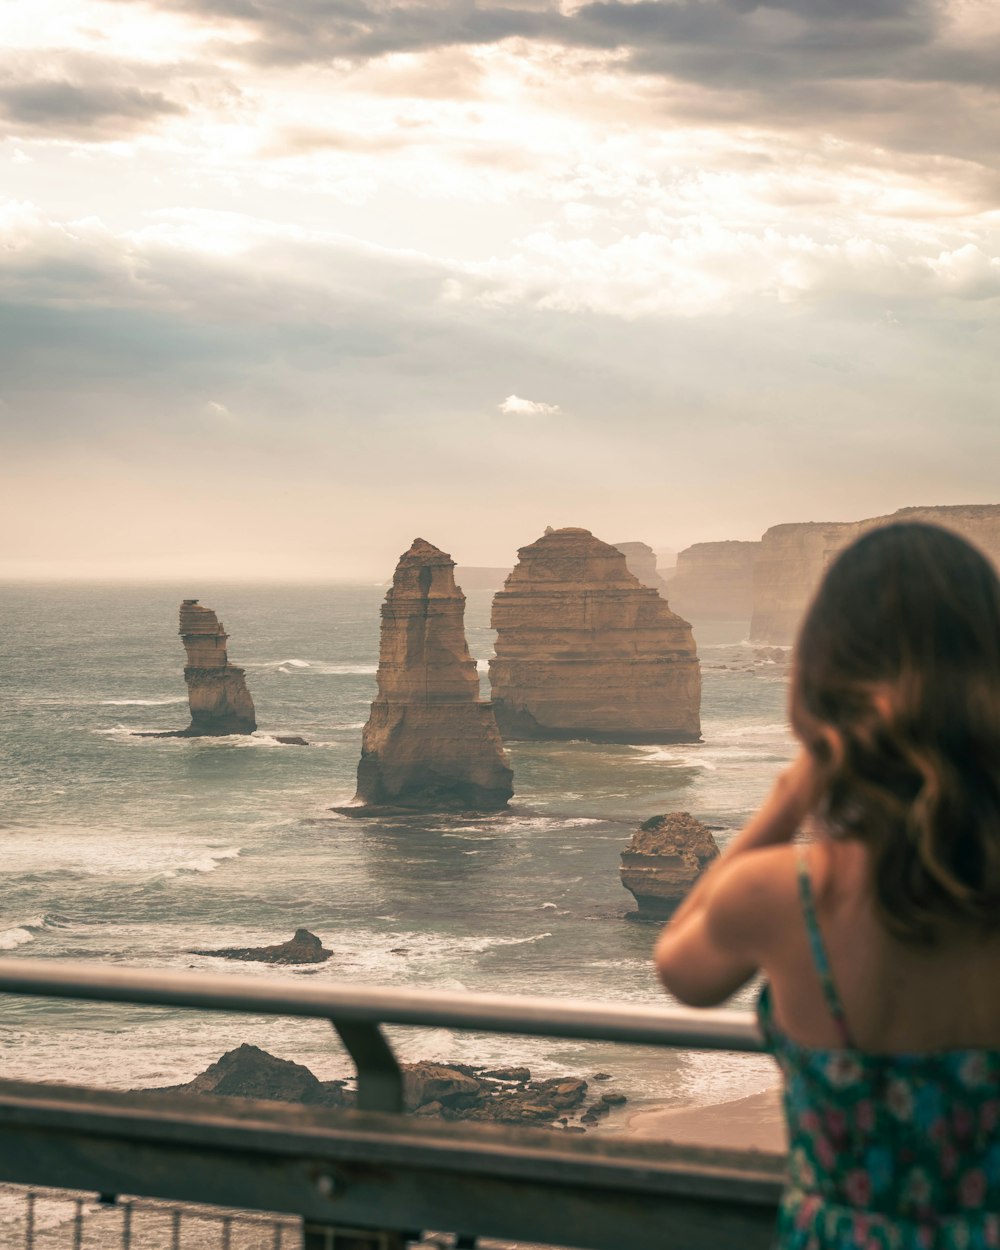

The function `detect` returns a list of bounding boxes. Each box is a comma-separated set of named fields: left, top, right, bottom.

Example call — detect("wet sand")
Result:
left=627, top=1086, right=787, bottom=1154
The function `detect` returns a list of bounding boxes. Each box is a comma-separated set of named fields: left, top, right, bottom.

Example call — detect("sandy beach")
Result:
left=627, top=1086, right=787, bottom=1155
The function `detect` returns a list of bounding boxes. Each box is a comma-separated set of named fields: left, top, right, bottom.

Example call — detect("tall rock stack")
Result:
left=352, top=539, right=513, bottom=811
left=612, top=541, right=670, bottom=593
left=179, top=600, right=257, bottom=735
left=489, top=528, right=701, bottom=743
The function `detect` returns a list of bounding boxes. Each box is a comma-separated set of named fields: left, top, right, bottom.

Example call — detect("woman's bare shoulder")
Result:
left=703, top=843, right=802, bottom=955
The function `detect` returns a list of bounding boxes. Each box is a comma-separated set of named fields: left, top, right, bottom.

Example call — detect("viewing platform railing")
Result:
left=0, top=957, right=784, bottom=1250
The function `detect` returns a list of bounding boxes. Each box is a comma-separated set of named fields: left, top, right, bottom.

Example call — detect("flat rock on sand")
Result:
left=627, top=1087, right=786, bottom=1154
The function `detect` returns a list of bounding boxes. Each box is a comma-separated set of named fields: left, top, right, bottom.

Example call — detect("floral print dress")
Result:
left=758, top=850, right=1000, bottom=1250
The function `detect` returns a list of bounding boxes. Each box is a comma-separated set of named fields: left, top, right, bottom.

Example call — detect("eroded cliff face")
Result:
left=750, top=505, right=1000, bottom=644
left=612, top=542, right=670, bottom=592
left=489, top=528, right=701, bottom=743
left=179, top=600, right=257, bottom=735
left=620, top=812, right=720, bottom=921
left=668, top=541, right=760, bottom=620
left=351, top=539, right=513, bottom=811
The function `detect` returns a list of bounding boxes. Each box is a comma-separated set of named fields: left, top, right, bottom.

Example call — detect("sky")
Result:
left=1, top=0, right=998, bottom=581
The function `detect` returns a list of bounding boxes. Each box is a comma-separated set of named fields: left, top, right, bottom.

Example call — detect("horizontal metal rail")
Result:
left=0, top=958, right=780, bottom=1250
left=0, top=958, right=762, bottom=1051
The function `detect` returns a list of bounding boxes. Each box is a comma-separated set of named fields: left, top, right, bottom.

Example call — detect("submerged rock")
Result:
left=342, top=538, right=513, bottom=813
left=620, top=812, right=720, bottom=921
left=489, top=528, right=701, bottom=744
left=191, top=928, right=332, bottom=964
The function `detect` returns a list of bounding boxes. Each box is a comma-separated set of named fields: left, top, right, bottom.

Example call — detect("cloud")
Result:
left=499, top=393, right=562, bottom=415
left=101, top=0, right=1000, bottom=170
left=0, top=79, right=185, bottom=139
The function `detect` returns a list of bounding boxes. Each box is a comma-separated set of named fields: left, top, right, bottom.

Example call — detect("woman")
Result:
left=655, top=522, right=1000, bottom=1249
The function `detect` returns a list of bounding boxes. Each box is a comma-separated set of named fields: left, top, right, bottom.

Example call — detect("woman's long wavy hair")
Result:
left=792, top=522, right=1000, bottom=943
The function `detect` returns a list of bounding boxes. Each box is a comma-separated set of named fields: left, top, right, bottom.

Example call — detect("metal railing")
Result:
left=0, top=957, right=783, bottom=1250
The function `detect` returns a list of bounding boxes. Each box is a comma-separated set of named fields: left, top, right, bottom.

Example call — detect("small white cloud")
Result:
left=499, top=394, right=562, bottom=416
left=203, top=400, right=237, bottom=422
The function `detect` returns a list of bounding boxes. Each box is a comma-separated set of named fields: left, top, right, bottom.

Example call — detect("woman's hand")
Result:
left=752, top=746, right=830, bottom=846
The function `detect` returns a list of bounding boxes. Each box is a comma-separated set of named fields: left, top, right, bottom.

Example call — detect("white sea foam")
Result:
left=100, top=698, right=187, bottom=707
left=314, top=664, right=378, bottom=676
left=0, top=925, right=36, bottom=950
left=157, top=847, right=241, bottom=879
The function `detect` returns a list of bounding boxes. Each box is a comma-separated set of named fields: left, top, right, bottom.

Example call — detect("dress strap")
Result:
left=796, top=845, right=854, bottom=1048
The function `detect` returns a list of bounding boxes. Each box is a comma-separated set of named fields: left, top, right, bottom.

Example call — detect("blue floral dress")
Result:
left=758, top=850, right=1000, bottom=1250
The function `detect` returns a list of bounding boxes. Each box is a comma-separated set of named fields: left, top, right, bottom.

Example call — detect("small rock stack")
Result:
left=620, top=812, right=720, bottom=921
left=178, top=600, right=257, bottom=735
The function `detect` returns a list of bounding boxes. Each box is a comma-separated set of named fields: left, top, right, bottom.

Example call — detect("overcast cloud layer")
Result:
left=1, top=0, right=997, bottom=580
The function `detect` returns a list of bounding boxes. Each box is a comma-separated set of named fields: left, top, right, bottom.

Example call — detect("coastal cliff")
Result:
left=612, top=542, right=670, bottom=592
left=667, top=541, right=760, bottom=620
left=489, top=528, right=701, bottom=743
left=750, top=504, right=1000, bottom=644
left=178, top=600, right=257, bottom=735
left=620, top=813, right=720, bottom=921
left=349, top=539, right=513, bottom=811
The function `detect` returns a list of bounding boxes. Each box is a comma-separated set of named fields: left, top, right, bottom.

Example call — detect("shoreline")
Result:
left=626, top=1085, right=786, bottom=1154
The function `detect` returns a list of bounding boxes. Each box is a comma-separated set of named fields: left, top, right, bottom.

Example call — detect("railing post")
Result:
left=330, top=1020, right=404, bottom=1113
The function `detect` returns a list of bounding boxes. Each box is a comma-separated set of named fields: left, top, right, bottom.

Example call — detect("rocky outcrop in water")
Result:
left=150, top=1044, right=350, bottom=1106
left=147, top=1046, right=625, bottom=1130
left=750, top=505, right=1000, bottom=644
left=489, top=528, right=701, bottom=743
left=178, top=599, right=257, bottom=735
left=191, top=928, right=332, bottom=964
left=612, top=542, right=670, bottom=592
left=620, top=812, right=720, bottom=921
left=668, top=541, right=760, bottom=620
left=345, top=539, right=513, bottom=812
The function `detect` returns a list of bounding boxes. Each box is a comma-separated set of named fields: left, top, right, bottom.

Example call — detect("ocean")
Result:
left=0, top=582, right=793, bottom=1116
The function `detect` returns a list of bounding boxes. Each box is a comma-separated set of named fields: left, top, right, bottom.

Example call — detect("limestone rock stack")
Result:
left=668, top=541, right=760, bottom=620
left=620, top=813, right=720, bottom=921
left=612, top=541, right=670, bottom=592
left=489, top=528, right=701, bottom=743
left=352, top=539, right=513, bottom=811
left=750, top=504, right=1000, bottom=644
left=179, top=600, right=257, bottom=735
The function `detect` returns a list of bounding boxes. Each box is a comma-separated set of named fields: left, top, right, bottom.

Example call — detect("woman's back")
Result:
left=760, top=842, right=1000, bottom=1249
left=655, top=524, right=1000, bottom=1248
left=766, top=839, right=1000, bottom=1055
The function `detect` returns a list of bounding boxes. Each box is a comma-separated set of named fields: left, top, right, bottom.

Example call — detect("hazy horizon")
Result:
left=2, top=0, right=999, bottom=582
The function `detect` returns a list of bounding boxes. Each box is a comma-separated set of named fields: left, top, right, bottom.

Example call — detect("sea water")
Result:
left=0, top=582, right=793, bottom=1113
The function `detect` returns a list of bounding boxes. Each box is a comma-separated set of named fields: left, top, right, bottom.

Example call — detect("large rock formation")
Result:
left=750, top=504, right=1000, bottom=644
left=489, top=528, right=701, bottom=743
left=612, top=542, right=670, bottom=592
left=179, top=600, right=257, bottom=735
left=348, top=539, right=513, bottom=811
left=668, top=541, right=760, bottom=620
left=620, top=813, right=720, bottom=921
